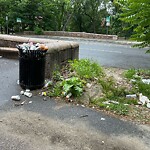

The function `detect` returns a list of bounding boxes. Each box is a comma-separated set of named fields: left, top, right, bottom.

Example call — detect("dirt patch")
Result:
left=0, top=109, right=149, bottom=150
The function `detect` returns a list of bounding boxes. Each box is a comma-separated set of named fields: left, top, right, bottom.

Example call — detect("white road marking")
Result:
left=80, top=48, right=122, bottom=54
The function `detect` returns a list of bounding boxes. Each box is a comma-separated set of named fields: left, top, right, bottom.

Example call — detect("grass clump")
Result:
left=124, top=69, right=137, bottom=79
left=107, top=104, right=129, bottom=116
left=124, top=69, right=150, bottom=99
left=69, top=59, right=104, bottom=80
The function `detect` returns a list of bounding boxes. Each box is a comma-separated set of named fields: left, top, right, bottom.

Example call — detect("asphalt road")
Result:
left=0, top=58, right=150, bottom=150
left=79, top=41, right=150, bottom=69
left=33, top=36, right=150, bottom=69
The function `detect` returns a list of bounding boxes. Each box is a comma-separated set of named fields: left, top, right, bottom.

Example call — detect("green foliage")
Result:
left=52, top=70, right=64, bottom=82
left=0, top=0, right=112, bottom=34
left=69, top=59, right=104, bottom=80
left=99, top=77, right=127, bottom=99
left=61, top=77, right=84, bottom=97
left=107, top=103, right=129, bottom=115
left=34, top=26, right=43, bottom=35
left=116, top=0, right=150, bottom=51
left=137, top=82, right=150, bottom=99
left=91, top=98, right=130, bottom=115
left=48, top=77, right=84, bottom=98
left=124, top=69, right=150, bottom=99
left=124, top=69, right=136, bottom=79
left=47, top=82, right=62, bottom=97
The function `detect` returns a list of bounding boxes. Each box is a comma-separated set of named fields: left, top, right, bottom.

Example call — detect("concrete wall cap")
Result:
left=0, top=34, right=79, bottom=50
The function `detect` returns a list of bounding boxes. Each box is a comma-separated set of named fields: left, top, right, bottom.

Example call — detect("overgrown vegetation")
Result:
left=44, top=59, right=150, bottom=118
left=124, top=69, right=150, bottom=99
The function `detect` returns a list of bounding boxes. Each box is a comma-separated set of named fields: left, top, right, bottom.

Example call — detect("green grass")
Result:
left=91, top=98, right=130, bottom=116
left=69, top=59, right=104, bottom=80
left=137, top=81, right=150, bottom=99
left=124, top=69, right=150, bottom=99
left=124, top=69, right=136, bottom=79
left=107, top=103, right=129, bottom=116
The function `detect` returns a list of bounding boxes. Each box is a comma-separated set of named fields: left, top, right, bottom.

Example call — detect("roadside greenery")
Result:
left=115, top=0, right=150, bottom=52
left=124, top=69, right=150, bottom=99
left=0, top=0, right=132, bottom=37
left=45, top=59, right=150, bottom=117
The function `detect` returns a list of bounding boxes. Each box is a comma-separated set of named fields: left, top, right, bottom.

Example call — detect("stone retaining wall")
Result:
left=24, top=31, right=118, bottom=40
left=0, top=34, right=79, bottom=78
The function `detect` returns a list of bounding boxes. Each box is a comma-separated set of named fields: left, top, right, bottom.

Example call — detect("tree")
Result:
left=115, top=0, right=150, bottom=52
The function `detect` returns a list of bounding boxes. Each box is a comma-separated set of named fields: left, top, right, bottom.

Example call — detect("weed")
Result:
left=52, top=70, right=64, bottom=81
left=47, top=82, right=62, bottom=97
left=99, top=77, right=115, bottom=93
left=107, top=103, right=129, bottom=116
left=99, top=77, right=127, bottom=99
left=137, top=81, right=150, bottom=99
left=69, top=59, right=104, bottom=80
left=61, top=77, right=84, bottom=97
left=117, top=97, right=138, bottom=105
left=137, top=69, right=150, bottom=78
left=124, top=69, right=136, bottom=79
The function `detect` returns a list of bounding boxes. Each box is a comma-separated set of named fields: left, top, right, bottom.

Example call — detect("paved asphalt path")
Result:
left=33, top=36, right=150, bottom=69
left=0, top=58, right=150, bottom=149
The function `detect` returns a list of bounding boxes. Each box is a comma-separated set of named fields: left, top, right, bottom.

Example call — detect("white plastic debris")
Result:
left=11, top=95, right=21, bottom=101
left=44, top=80, right=52, bottom=88
left=147, top=103, right=150, bottom=109
left=21, top=101, right=26, bottom=105
left=20, top=91, right=24, bottom=95
left=103, top=101, right=110, bottom=105
left=142, top=79, right=150, bottom=85
left=130, top=79, right=136, bottom=83
left=86, top=83, right=92, bottom=88
left=101, top=118, right=106, bottom=121
left=103, top=100, right=119, bottom=105
left=17, top=80, right=20, bottom=85
left=29, top=101, right=32, bottom=104
left=126, top=94, right=137, bottom=99
left=139, top=93, right=150, bottom=105
left=66, top=93, right=72, bottom=99
left=124, top=104, right=129, bottom=106
left=25, top=89, right=30, bottom=92
left=24, top=92, right=32, bottom=98
left=81, top=105, right=85, bottom=108
left=0, top=56, right=2, bottom=58
left=109, top=100, right=119, bottom=104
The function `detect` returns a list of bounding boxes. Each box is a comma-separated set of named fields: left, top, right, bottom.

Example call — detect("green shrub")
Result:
left=69, top=59, right=104, bottom=80
left=34, top=26, right=43, bottom=35
left=61, top=77, right=84, bottom=97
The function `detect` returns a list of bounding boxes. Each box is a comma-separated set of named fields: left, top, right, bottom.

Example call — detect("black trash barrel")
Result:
left=19, top=50, right=46, bottom=90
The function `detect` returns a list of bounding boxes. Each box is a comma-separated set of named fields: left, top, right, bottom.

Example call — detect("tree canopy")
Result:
left=0, top=0, right=114, bottom=33
left=115, top=0, right=150, bottom=51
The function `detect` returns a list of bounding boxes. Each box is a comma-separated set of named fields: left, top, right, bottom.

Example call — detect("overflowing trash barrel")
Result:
left=17, top=43, right=48, bottom=90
